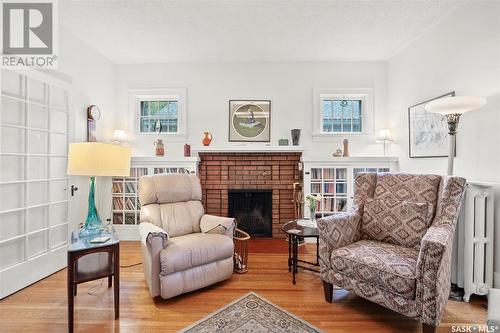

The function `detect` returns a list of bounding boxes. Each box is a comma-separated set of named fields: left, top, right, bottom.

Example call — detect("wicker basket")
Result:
left=233, top=228, right=250, bottom=274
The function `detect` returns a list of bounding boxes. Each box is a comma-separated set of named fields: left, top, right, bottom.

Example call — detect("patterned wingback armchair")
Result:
left=318, top=173, right=466, bottom=333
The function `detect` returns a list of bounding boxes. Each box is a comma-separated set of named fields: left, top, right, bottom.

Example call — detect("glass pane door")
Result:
left=0, top=69, right=70, bottom=299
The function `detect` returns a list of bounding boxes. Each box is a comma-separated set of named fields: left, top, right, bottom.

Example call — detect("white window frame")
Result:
left=312, top=88, right=374, bottom=139
left=129, top=88, right=187, bottom=138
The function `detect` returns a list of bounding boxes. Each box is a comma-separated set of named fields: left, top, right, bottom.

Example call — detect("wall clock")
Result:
left=87, top=105, right=101, bottom=142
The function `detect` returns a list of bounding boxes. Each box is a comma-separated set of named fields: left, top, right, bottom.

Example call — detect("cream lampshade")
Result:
left=68, top=142, right=131, bottom=177
left=424, top=96, right=487, bottom=175
left=67, top=142, right=131, bottom=237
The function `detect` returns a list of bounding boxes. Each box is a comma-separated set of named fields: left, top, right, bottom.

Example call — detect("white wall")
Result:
left=55, top=1, right=500, bottom=285
left=387, top=2, right=500, bottom=285
left=113, top=62, right=390, bottom=160
left=57, top=28, right=118, bottom=231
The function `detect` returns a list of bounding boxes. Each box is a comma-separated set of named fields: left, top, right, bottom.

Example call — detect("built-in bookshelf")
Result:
left=309, top=167, right=348, bottom=218
left=111, top=157, right=198, bottom=228
left=303, top=157, right=399, bottom=218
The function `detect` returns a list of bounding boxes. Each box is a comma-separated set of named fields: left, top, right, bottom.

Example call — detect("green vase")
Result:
left=79, top=177, right=103, bottom=237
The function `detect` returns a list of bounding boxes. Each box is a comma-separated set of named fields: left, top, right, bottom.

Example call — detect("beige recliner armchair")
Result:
left=138, top=173, right=235, bottom=299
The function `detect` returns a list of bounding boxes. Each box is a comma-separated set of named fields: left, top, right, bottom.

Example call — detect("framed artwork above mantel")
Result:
left=229, top=100, right=271, bottom=142
left=408, top=91, right=456, bottom=158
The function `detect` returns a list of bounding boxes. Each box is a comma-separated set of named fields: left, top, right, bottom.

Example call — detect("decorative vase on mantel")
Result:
left=291, top=129, right=301, bottom=146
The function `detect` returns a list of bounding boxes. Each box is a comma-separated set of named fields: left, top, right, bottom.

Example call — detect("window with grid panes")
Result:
left=139, top=100, right=178, bottom=133
left=321, top=99, right=362, bottom=133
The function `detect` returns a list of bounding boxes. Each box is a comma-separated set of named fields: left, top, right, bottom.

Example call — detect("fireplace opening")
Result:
left=228, top=189, right=272, bottom=237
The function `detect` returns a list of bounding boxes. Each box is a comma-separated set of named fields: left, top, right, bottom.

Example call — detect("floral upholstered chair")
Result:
left=318, top=173, right=466, bottom=333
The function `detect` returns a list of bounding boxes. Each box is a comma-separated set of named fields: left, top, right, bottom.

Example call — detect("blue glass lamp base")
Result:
left=79, top=223, right=106, bottom=238
left=79, top=177, right=107, bottom=238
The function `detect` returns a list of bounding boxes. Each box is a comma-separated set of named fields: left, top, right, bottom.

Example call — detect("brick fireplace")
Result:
left=198, top=152, right=302, bottom=238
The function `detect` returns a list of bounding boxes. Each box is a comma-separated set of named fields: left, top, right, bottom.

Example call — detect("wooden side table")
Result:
left=67, top=227, right=120, bottom=333
left=282, top=220, right=320, bottom=285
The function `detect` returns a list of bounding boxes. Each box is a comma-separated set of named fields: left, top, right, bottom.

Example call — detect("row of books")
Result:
left=153, top=167, right=189, bottom=174
left=322, top=198, right=348, bottom=212
left=310, top=168, right=348, bottom=181
left=112, top=181, right=136, bottom=194
left=112, top=197, right=136, bottom=210
left=311, top=183, right=347, bottom=194
left=113, top=213, right=139, bottom=225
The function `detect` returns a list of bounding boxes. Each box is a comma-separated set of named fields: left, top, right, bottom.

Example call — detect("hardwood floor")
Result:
left=0, top=240, right=486, bottom=332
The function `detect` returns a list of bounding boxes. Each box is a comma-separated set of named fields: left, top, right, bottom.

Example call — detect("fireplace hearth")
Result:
left=228, top=190, right=272, bottom=237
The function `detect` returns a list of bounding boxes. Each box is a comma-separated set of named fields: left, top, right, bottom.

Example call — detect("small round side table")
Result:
left=282, top=219, right=320, bottom=285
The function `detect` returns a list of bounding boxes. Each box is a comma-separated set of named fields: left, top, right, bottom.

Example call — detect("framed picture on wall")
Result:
left=408, top=92, right=456, bottom=158
left=229, top=100, right=271, bottom=142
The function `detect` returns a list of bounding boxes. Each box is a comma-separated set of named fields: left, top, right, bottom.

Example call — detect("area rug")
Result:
left=179, top=292, right=322, bottom=333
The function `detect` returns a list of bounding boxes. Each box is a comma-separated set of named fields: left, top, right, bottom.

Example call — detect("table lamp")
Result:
left=424, top=96, right=486, bottom=175
left=112, top=129, right=128, bottom=145
left=67, top=142, right=131, bottom=237
left=376, top=128, right=393, bottom=156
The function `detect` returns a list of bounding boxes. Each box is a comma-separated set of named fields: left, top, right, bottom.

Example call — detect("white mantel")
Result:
left=192, top=145, right=305, bottom=153
left=303, top=156, right=399, bottom=164
left=131, top=156, right=199, bottom=164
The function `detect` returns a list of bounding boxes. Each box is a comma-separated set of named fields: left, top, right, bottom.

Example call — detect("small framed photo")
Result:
left=408, top=92, right=456, bottom=158
left=229, top=100, right=271, bottom=142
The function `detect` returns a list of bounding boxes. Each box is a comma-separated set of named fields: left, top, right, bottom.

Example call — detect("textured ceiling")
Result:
left=59, top=0, right=465, bottom=64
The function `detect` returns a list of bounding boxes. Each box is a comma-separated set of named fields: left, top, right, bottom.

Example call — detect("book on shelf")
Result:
left=311, top=168, right=322, bottom=180
left=311, top=183, right=321, bottom=193
left=323, top=198, right=334, bottom=212
left=323, top=183, right=335, bottom=193
left=112, top=182, right=123, bottom=193
left=336, top=168, right=347, bottom=180
left=336, top=198, right=347, bottom=212
left=125, top=182, right=135, bottom=194
left=113, top=197, right=123, bottom=210
left=125, top=197, right=135, bottom=210
left=113, top=214, right=123, bottom=224
left=323, top=168, right=335, bottom=180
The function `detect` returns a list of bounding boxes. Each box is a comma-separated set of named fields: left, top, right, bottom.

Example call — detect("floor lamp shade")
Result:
left=424, top=96, right=487, bottom=115
left=67, top=142, right=131, bottom=237
left=424, top=96, right=487, bottom=175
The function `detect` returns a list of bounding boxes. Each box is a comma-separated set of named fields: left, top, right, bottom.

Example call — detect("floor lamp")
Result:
left=424, top=96, right=487, bottom=176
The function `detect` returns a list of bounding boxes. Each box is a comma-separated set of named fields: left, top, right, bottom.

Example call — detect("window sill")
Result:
left=312, top=132, right=368, bottom=142
left=136, top=132, right=187, bottom=141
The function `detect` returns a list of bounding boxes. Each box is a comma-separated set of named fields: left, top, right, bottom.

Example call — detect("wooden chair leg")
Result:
left=322, top=280, right=333, bottom=303
left=422, top=323, right=436, bottom=333
left=108, top=275, right=112, bottom=288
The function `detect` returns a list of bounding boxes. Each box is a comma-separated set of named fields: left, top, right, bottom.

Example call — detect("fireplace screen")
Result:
left=228, top=190, right=272, bottom=237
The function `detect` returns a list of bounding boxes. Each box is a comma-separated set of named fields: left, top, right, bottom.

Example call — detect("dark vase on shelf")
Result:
left=291, top=129, right=301, bottom=146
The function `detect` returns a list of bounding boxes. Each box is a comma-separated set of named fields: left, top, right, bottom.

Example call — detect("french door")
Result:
left=0, top=69, right=71, bottom=299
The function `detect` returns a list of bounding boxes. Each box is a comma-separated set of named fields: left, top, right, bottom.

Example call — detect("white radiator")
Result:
left=452, top=182, right=495, bottom=302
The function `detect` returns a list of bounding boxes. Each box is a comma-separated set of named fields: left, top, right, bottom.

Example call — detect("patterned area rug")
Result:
left=180, top=292, right=322, bottom=333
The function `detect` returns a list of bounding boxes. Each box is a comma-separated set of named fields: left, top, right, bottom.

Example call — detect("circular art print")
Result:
left=229, top=100, right=271, bottom=142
